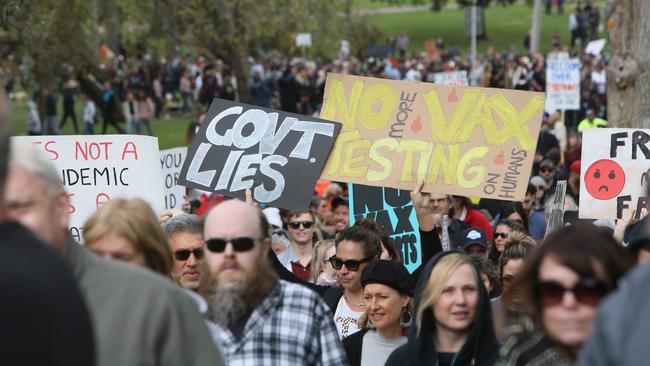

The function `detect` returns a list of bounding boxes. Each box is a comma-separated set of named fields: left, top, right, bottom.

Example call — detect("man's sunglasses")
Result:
left=173, top=248, right=205, bottom=261
left=536, top=278, right=608, bottom=307
left=205, top=237, right=259, bottom=253
left=289, top=221, right=314, bottom=229
left=494, top=232, right=509, bottom=239
left=540, top=167, right=554, bottom=173
left=329, top=256, right=373, bottom=271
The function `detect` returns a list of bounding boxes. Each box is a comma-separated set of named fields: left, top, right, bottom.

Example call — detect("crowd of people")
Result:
left=4, top=105, right=650, bottom=365
left=4, top=3, right=646, bottom=365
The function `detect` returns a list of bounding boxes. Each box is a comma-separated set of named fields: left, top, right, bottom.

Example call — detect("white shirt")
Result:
left=333, top=296, right=364, bottom=339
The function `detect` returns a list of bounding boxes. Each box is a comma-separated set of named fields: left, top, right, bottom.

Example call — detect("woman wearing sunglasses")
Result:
left=496, top=225, right=632, bottom=365
left=386, top=251, right=500, bottom=366
left=343, top=260, right=414, bottom=366
left=488, top=219, right=524, bottom=265
left=323, top=225, right=383, bottom=339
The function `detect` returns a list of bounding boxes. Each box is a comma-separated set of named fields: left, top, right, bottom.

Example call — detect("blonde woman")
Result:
left=309, top=239, right=339, bottom=286
left=83, top=198, right=173, bottom=276
left=386, top=252, right=499, bottom=366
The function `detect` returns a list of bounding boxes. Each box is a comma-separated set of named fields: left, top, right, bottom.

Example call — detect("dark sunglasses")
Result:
left=540, top=167, right=554, bottom=173
left=173, top=248, right=205, bottom=261
left=537, top=278, right=608, bottom=307
left=206, top=237, right=258, bottom=253
left=289, top=221, right=314, bottom=229
left=329, top=256, right=373, bottom=271
left=494, top=232, right=509, bottom=239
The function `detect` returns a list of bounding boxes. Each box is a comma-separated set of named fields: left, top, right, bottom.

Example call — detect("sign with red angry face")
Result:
left=579, top=129, right=650, bottom=219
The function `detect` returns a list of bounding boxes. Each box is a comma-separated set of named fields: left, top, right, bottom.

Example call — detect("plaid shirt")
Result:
left=212, top=280, right=348, bottom=366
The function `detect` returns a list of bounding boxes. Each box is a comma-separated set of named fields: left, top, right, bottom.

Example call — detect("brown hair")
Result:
left=502, top=225, right=632, bottom=326
left=354, top=217, right=401, bottom=261
left=83, top=198, right=173, bottom=275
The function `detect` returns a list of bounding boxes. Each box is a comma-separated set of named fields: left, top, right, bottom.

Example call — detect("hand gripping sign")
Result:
left=320, top=73, right=546, bottom=200
left=178, top=99, right=341, bottom=211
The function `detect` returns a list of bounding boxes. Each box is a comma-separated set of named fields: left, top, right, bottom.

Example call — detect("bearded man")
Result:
left=201, top=199, right=347, bottom=365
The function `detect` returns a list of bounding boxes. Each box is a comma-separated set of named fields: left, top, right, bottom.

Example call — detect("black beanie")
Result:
left=361, top=260, right=414, bottom=297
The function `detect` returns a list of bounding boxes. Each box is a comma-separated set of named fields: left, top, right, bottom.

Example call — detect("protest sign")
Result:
left=545, top=180, right=567, bottom=237
left=160, top=147, right=187, bottom=210
left=546, top=59, right=580, bottom=110
left=427, top=71, right=469, bottom=86
left=585, top=38, right=606, bottom=56
left=178, top=98, right=341, bottom=211
left=349, top=183, right=421, bottom=273
left=579, top=128, right=650, bottom=219
left=320, top=73, right=546, bottom=201
left=296, top=33, right=312, bottom=47
left=12, top=135, right=164, bottom=242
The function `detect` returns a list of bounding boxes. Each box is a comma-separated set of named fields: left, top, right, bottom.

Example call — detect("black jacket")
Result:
left=386, top=251, right=500, bottom=366
left=342, top=328, right=368, bottom=366
left=0, top=222, right=95, bottom=366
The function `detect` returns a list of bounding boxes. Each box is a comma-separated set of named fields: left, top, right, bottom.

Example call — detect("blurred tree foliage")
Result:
left=0, top=0, right=379, bottom=102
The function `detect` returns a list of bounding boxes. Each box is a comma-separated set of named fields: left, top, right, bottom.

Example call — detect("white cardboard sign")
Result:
left=12, top=135, right=165, bottom=241
left=160, top=147, right=188, bottom=210
left=546, top=58, right=580, bottom=111
left=579, top=128, right=650, bottom=219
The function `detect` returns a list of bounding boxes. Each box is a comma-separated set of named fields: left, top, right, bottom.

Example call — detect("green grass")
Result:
left=353, top=0, right=410, bottom=9
left=9, top=100, right=192, bottom=150
left=366, top=3, right=602, bottom=54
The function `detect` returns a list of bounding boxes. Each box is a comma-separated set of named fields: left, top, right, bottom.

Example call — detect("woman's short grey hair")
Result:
left=10, top=142, right=63, bottom=197
left=163, top=213, right=203, bottom=239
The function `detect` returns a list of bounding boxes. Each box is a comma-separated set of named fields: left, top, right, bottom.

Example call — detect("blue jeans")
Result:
left=44, top=115, right=60, bottom=135
left=83, top=122, right=94, bottom=135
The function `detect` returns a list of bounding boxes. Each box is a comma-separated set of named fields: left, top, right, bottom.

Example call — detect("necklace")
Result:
left=344, top=293, right=364, bottom=310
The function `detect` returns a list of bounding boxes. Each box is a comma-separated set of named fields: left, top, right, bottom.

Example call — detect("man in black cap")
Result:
left=460, top=227, right=489, bottom=257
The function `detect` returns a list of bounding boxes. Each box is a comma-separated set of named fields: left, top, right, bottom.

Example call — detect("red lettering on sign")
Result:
left=67, top=193, right=76, bottom=214
left=96, top=193, right=110, bottom=208
left=121, top=142, right=139, bottom=160
left=75, top=141, right=113, bottom=160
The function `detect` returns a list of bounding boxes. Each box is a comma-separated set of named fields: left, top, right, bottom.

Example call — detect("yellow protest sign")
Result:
left=320, top=73, right=545, bottom=201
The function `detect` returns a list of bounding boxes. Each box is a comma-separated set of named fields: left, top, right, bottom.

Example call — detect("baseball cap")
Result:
left=460, top=227, right=488, bottom=251
left=540, top=159, right=555, bottom=169
left=530, top=176, right=547, bottom=190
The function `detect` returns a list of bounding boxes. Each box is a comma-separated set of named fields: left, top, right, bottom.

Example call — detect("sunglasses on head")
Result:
left=329, top=256, right=373, bottom=271
left=289, top=221, right=314, bottom=229
left=205, top=237, right=259, bottom=253
left=173, top=248, right=204, bottom=261
left=536, top=278, right=608, bottom=307
left=494, top=232, right=509, bottom=239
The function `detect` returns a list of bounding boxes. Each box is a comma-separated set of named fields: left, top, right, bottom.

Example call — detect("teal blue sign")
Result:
left=348, top=183, right=421, bottom=273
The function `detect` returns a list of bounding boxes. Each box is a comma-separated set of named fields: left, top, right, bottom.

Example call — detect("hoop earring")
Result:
left=400, top=307, right=413, bottom=328
left=367, top=318, right=375, bottom=329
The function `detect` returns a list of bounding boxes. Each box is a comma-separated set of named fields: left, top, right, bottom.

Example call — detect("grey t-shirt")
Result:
left=360, top=330, right=407, bottom=366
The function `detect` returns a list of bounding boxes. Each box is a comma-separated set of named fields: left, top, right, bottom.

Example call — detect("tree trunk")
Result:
left=607, top=0, right=650, bottom=128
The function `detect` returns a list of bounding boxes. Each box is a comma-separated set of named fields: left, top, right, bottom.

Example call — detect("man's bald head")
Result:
left=204, top=199, right=270, bottom=241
